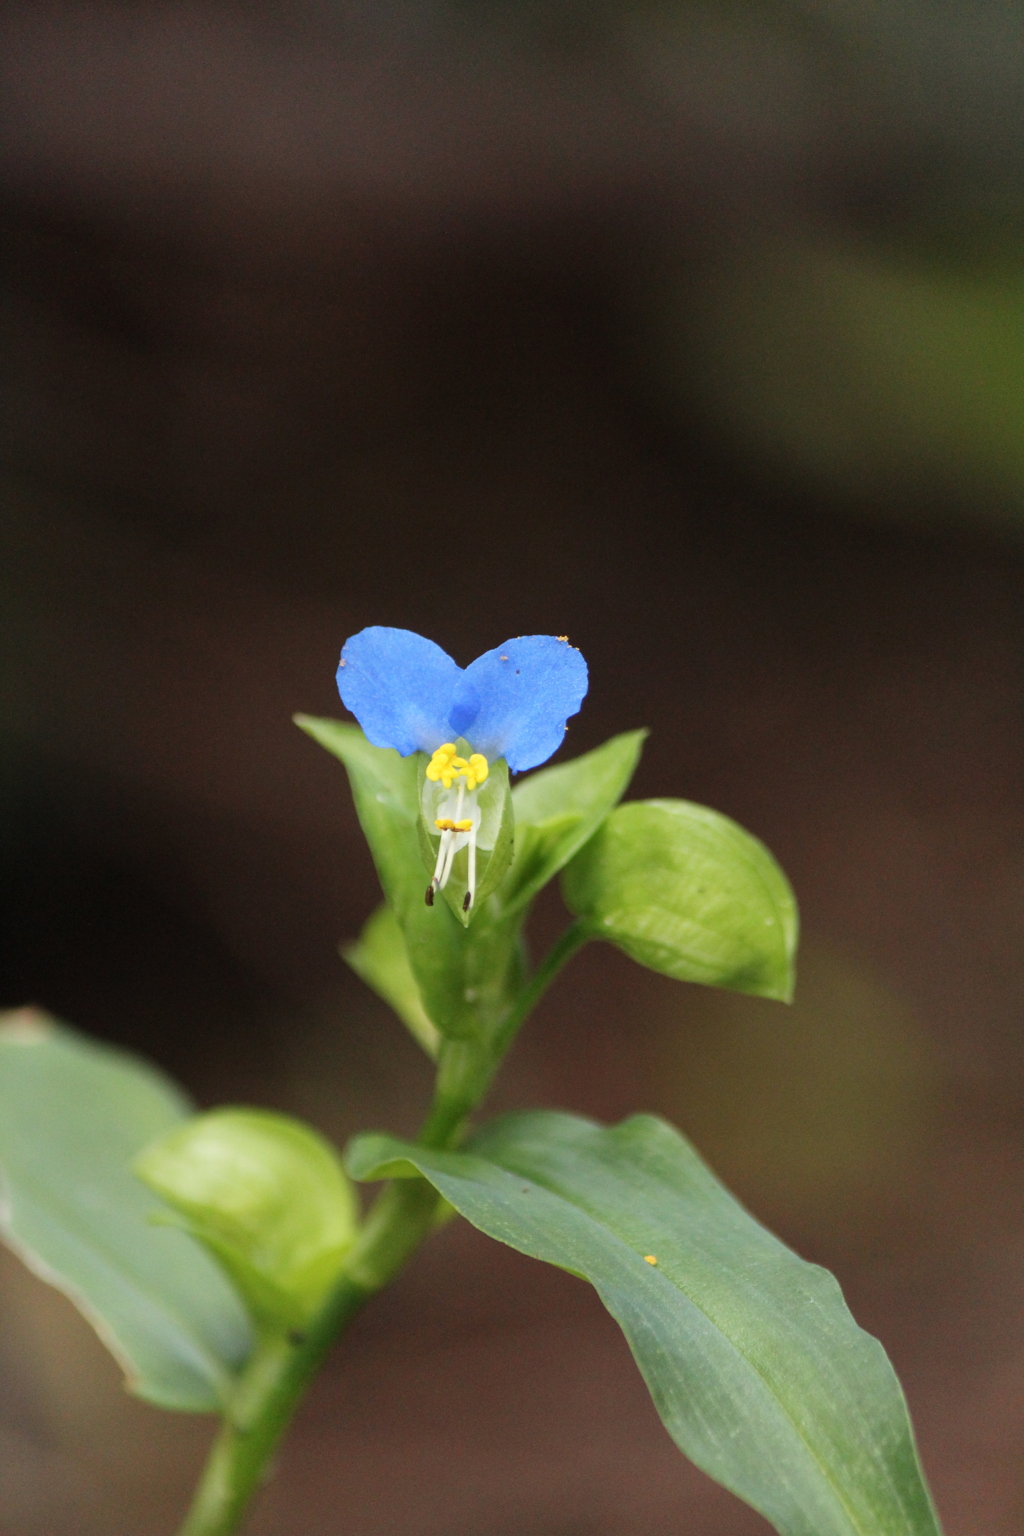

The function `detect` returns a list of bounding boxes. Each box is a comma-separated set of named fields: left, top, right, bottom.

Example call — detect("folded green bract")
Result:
left=135, top=1109, right=359, bottom=1334
left=564, top=798, right=799, bottom=1001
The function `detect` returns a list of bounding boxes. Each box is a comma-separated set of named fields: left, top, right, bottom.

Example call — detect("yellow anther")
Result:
left=453, top=818, right=473, bottom=831
left=425, top=745, right=457, bottom=779
left=434, top=818, right=456, bottom=831
left=426, top=744, right=460, bottom=787
left=644, top=1255, right=658, bottom=1266
left=424, top=747, right=489, bottom=791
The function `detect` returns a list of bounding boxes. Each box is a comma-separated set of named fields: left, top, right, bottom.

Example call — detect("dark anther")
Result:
left=425, top=886, right=434, bottom=906
left=462, top=892, right=472, bottom=911
left=288, top=1330, right=306, bottom=1346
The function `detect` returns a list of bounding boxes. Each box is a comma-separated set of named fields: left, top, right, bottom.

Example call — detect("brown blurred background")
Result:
left=2, top=3, right=1024, bottom=1532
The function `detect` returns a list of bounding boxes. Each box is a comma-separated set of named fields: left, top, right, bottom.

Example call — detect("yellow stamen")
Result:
left=424, top=746, right=490, bottom=910
left=425, top=744, right=458, bottom=786
left=644, top=1255, right=658, bottom=1265
left=425, top=746, right=489, bottom=792
left=433, top=816, right=473, bottom=832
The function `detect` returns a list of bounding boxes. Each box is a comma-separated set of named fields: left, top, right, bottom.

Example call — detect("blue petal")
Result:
left=447, top=677, right=481, bottom=739
left=337, top=627, right=460, bottom=756
left=457, top=636, right=588, bottom=772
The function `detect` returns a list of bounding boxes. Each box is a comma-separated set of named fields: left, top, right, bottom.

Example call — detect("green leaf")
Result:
left=562, top=798, right=798, bottom=1001
left=294, top=716, right=422, bottom=911
left=347, top=1111, right=941, bottom=1536
left=0, top=1011, right=252, bottom=1411
left=417, top=749, right=515, bottom=926
left=342, top=904, right=441, bottom=1059
left=135, top=1109, right=359, bottom=1333
left=502, top=729, right=647, bottom=913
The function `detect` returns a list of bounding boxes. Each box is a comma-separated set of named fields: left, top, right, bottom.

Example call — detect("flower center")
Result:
left=425, top=745, right=489, bottom=791
left=424, top=745, right=489, bottom=911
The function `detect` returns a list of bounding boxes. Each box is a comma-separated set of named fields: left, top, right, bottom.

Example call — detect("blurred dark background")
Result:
left=2, top=3, right=1024, bottom=1532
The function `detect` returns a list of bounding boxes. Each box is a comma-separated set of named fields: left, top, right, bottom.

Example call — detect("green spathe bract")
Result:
left=136, top=1109, right=360, bottom=1333
left=294, top=716, right=502, bottom=1040
left=347, top=1110, right=941, bottom=1536
left=292, top=718, right=421, bottom=915
left=0, top=1012, right=251, bottom=1411
left=563, top=798, right=798, bottom=1001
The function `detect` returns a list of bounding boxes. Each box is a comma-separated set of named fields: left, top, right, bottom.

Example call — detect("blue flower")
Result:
left=336, top=627, right=587, bottom=772
left=337, top=627, right=588, bottom=910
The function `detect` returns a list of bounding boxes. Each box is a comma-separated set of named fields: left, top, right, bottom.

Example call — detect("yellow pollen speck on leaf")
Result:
left=644, top=1255, right=658, bottom=1265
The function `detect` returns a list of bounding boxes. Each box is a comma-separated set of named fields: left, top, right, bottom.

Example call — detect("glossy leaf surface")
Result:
left=343, top=904, right=441, bottom=1058
left=0, top=1012, right=251, bottom=1411
left=501, top=729, right=647, bottom=913
left=348, top=1111, right=940, bottom=1536
left=136, top=1109, right=359, bottom=1332
left=563, top=798, right=798, bottom=1001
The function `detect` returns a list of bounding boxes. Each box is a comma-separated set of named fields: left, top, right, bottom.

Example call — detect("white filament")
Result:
left=429, top=779, right=480, bottom=907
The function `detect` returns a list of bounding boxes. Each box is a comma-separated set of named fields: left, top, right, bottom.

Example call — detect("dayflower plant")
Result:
left=0, top=628, right=944, bottom=1536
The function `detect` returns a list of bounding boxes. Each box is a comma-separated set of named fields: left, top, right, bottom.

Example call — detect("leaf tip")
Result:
left=344, top=1133, right=419, bottom=1184
left=747, top=961, right=797, bottom=1005
left=0, top=1008, right=55, bottom=1045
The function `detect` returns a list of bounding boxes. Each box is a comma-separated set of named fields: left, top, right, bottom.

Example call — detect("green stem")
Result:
left=175, top=1178, right=439, bottom=1536
left=175, top=920, right=590, bottom=1536
left=416, top=1038, right=494, bottom=1149
left=416, top=920, right=591, bottom=1149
